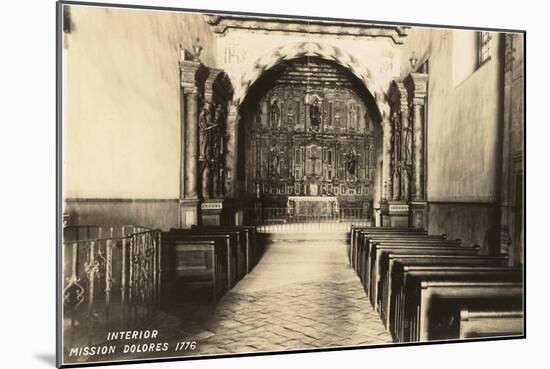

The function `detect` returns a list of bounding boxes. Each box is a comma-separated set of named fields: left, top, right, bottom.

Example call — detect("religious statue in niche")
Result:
left=270, top=99, right=280, bottom=128
left=346, top=148, right=358, bottom=181
left=348, top=102, right=358, bottom=130
left=268, top=146, right=281, bottom=177
left=212, top=104, right=226, bottom=159
left=287, top=103, right=296, bottom=126
left=198, top=104, right=217, bottom=162
left=334, top=105, right=341, bottom=128
left=309, top=98, right=321, bottom=130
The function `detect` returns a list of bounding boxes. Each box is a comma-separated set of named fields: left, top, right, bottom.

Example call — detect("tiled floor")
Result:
left=187, top=237, right=392, bottom=356
left=82, top=236, right=392, bottom=363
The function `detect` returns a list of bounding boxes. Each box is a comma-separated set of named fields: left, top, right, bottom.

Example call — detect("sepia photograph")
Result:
left=57, top=1, right=525, bottom=367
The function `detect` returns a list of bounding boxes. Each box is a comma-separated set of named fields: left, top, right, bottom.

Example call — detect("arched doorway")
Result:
left=235, top=56, right=384, bottom=231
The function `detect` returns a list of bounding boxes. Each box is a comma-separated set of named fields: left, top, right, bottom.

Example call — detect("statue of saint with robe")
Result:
left=310, top=98, right=321, bottom=129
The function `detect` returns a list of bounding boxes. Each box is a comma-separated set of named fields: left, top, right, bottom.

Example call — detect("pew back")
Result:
left=380, top=255, right=508, bottom=328
left=369, top=245, right=479, bottom=307
left=405, top=272, right=522, bottom=342
left=165, top=231, right=239, bottom=288
left=161, top=239, right=227, bottom=303
left=459, top=308, right=523, bottom=339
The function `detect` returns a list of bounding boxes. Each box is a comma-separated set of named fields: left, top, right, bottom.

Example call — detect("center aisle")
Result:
left=193, top=235, right=393, bottom=355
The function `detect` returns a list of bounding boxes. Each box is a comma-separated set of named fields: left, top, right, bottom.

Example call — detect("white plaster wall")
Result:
left=399, top=28, right=503, bottom=202
left=62, top=5, right=216, bottom=199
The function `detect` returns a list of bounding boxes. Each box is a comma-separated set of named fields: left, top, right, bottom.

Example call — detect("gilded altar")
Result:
left=287, top=196, right=338, bottom=217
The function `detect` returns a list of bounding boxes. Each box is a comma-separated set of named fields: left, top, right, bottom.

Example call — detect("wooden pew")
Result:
left=357, top=234, right=446, bottom=280
left=197, top=227, right=248, bottom=280
left=399, top=268, right=522, bottom=342
left=161, top=239, right=227, bottom=303
left=368, top=242, right=476, bottom=307
left=380, top=254, right=508, bottom=328
left=349, top=226, right=426, bottom=267
left=350, top=227, right=427, bottom=269
left=459, top=307, right=523, bottom=338
left=350, top=226, right=424, bottom=267
left=200, top=226, right=259, bottom=273
left=358, top=236, right=455, bottom=290
left=165, top=230, right=239, bottom=288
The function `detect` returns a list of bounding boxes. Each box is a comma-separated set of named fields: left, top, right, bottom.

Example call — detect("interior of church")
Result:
left=59, top=4, right=524, bottom=364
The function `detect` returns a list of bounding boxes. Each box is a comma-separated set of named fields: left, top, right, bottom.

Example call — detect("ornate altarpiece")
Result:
left=244, top=60, right=376, bottom=215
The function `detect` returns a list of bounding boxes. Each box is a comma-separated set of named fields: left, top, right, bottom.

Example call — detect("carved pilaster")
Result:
left=179, top=59, right=201, bottom=227
left=391, top=115, right=401, bottom=201
left=382, top=118, right=392, bottom=201
left=404, top=73, right=428, bottom=201
left=225, top=103, right=240, bottom=197
left=180, top=60, right=202, bottom=200
left=401, top=106, right=412, bottom=201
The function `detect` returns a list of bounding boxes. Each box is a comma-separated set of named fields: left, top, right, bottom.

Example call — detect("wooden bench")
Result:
left=160, top=239, right=227, bottom=303
left=350, top=227, right=427, bottom=269
left=357, top=236, right=454, bottom=289
left=400, top=269, right=522, bottom=342
left=195, top=227, right=247, bottom=280
left=356, top=234, right=447, bottom=279
left=200, top=226, right=259, bottom=273
left=165, top=231, right=240, bottom=288
left=459, top=307, right=523, bottom=339
left=350, top=226, right=426, bottom=265
left=380, top=255, right=508, bottom=328
left=368, top=242, right=476, bottom=307
left=350, top=227, right=425, bottom=267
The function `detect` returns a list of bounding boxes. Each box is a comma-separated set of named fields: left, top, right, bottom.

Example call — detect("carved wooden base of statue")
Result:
left=201, top=161, right=212, bottom=200
left=201, top=199, right=233, bottom=226
left=380, top=200, right=410, bottom=227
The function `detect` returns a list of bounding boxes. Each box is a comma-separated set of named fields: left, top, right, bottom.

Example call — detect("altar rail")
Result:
left=62, top=225, right=161, bottom=348
left=244, top=207, right=371, bottom=233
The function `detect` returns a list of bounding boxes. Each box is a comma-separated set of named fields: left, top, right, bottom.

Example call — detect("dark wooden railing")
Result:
left=62, top=225, right=161, bottom=348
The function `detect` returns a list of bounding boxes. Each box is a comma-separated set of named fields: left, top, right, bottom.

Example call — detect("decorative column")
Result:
left=412, top=103, right=424, bottom=199
left=381, top=80, right=410, bottom=227
left=401, top=100, right=412, bottom=202
left=178, top=52, right=202, bottom=228
left=380, top=116, right=393, bottom=227
left=225, top=103, right=239, bottom=198
left=405, top=72, right=428, bottom=229
left=382, top=117, right=393, bottom=201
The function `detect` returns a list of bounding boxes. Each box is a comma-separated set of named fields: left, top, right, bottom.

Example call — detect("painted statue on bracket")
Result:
left=309, top=98, right=321, bottom=130
left=212, top=103, right=226, bottom=197
left=198, top=104, right=217, bottom=161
